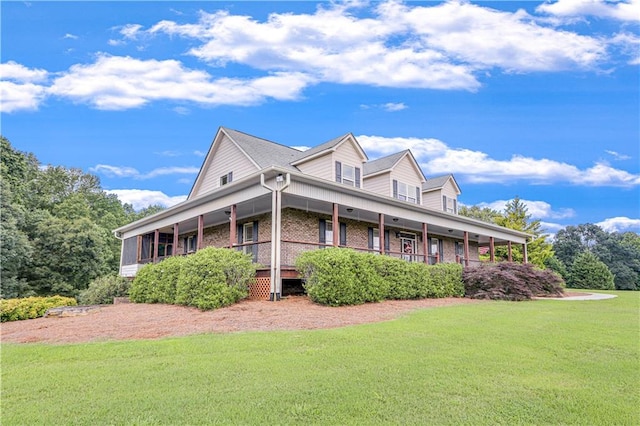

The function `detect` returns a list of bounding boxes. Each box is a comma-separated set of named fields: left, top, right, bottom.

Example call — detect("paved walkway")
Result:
left=542, top=292, right=617, bottom=301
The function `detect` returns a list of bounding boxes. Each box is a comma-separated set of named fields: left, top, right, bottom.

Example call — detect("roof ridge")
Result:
left=222, top=127, right=302, bottom=153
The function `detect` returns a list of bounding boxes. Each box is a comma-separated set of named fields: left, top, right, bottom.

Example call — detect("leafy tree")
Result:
left=458, top=205, right=502, bottom=224
left=493, top=197, right=554, bottom=269
left=1, top=136, right=143, bottom=297
left=568, top=251, right=615, bottom=290
left=553, top=225, right=639, bottom=290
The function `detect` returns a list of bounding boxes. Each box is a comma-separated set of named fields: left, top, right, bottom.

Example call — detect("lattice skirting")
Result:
left=248, top=277, right=271, bottom=300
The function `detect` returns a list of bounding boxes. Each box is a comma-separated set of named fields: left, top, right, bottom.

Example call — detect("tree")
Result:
left=458, top=205, right=502, bottom=224
left=568, top=251, right=615, bottom=290
left=553, top=224, right=639, bottom=290
left=493, top=197, right=554, bottom=268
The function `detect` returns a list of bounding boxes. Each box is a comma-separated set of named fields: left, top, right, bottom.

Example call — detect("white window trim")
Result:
left=342, top=164, right=355, bottom=186
left=325, top=221, right=334, bottom=246
left=398, top=181, right=418, bottom=204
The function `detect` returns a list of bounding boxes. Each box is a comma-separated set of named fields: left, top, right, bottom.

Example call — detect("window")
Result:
left=455, top=241, right=465, bottom=263
left=372, top=228, right=380, bottom=251
left=335, top=161, right=361, bottom=187
left=325, top=221, right=333, bottom=246
left=428, top=237, right=442, bottom=264
left=443, top=195, right=457, bottom=213
left=220, top=172, right=233, bottom=186
left=393, top=180, right=420, bottom=204
left=184, top=236, right=196, bottom=254
left=242, top=222, right=255, bottom=255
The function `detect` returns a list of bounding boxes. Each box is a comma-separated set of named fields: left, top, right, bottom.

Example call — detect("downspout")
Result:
left=260, top=173, right=291, bottom=301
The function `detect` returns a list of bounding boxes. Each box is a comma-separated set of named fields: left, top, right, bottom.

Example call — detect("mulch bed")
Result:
left=1, top=296, right=482, bottom=344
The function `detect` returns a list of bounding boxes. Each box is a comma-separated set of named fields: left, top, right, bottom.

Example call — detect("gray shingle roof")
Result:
left=222, top=127, right=302, bottom=171
left=291, top=133, right=351, bottom=164
left=363, top=150, right=409, bottom=176
left=422, top=174, right=456, bottom=191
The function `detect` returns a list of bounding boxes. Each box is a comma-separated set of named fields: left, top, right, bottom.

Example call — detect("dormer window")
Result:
left=220, top=172, right=233, bottom=186
left=443, top=195, right=457, bottom=214
left=335, top=161, right=361, bottom=188
left=393, top=180, right=420, bottom=204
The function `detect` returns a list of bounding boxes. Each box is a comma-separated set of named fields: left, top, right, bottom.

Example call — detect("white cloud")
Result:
left=537, top=0, right=640, bottom=23
left=0, top=63, right=48, bottom=112
left=90, top=163, right=199, bottom=179
left=193, top=150, right=206, bottom=157
left=291, top=146, right=310, bottom=152
left=107, top=189, right=187, bottom=210
left=173, top=106, right=190, bottom=115
left=155, top=150, right=182, bottom=157
left=131, top=0, right=614, bottom=94
left=596, top=216, right=640, bottom=232
left=382, top=102, right=407, bottom=112
left=478, top=199, right=575, bottom=220
left=48, top=54, right=312, bottom=110
left=63, top=33, right=78, bottom=40
left=605, top=149, right=632, bottom=160
left=357, top=135, right=640, bottom=187
left=119, top=24, right=144, bottom=39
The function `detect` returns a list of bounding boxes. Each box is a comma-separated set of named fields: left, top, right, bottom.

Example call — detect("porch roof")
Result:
left=114, top=167, right=531, bottom=244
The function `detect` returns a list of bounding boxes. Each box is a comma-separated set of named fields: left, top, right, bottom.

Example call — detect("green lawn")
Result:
left=2, top=290, right=638, bottom=425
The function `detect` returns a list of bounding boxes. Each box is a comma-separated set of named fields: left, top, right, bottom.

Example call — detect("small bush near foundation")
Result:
left=79, top=274, right=131, bottom=305
left=296, top=248, right=464, bottom=306
left=175, top=248, right=254, bottom=310
left=0, top=296, right=77, bottom=322
left=463, top=262, right=564, bottom=301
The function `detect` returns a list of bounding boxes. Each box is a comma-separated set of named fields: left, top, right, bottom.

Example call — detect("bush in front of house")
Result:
left=296, top=248, right=364, bottom=306
left=130, top=248, right=255, bottom=310
left=296, top=248, right=464, bottom=306
left=175, top=248, right=254, bottom=310
left=0, top=296, right=77, bottom=322
left=79, top=274, right=131, bottom=305
left=463, top=262, right=564, bottom=301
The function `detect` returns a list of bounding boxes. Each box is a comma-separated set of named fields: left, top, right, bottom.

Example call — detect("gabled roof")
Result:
left=422, top=174, right=461, bottom=194
left=291, top=133, right=368, bottom=165
left=363, top=150, right=407, bottom=176
left=363, top=150, right=427, bottom=182
left=222, top=127, right=301, bottom=170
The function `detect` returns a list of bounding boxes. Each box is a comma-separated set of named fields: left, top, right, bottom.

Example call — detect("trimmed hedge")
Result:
left=129, top=248, right=255, bottom=310
left=463, top=262, right=565, bottom=301
left=295, top=248, right=464, bottom=306
left=0, top=296, right=77, bottom=322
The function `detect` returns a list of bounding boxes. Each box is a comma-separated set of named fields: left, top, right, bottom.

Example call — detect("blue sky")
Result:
left=2, top=0, right=639, bottom=236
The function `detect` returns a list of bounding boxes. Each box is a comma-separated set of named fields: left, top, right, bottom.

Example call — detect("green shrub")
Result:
left=296, top=248, right=464, bottom=306
left=175, top=248, right=254, bottom=310
left=463, top=262, right=565, bottom=301
left=130, top=248, right=254, bottom=310
left=129, top=262, right=163, bottom=304
left=296, top=248, right=364, bottom=306
left=0, top=296, right=77, bottom=322
left=568, top=251, right=615, bottom=290
left=79, top=274, right=130, bottom=305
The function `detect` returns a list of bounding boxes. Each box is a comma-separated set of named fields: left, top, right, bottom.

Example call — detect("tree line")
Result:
left=1, top=137, right=163, bottom=299
left=459, top=200, right=640, bottom=290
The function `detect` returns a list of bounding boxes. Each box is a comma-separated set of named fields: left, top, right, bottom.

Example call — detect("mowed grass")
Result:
left=2, top=291, right=638, bottom=425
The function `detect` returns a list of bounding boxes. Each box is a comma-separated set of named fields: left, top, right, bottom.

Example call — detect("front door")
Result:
left=401, top=235, right=416, bottom=262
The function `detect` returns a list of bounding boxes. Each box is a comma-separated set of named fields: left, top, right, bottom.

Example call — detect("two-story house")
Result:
left=114, top=127, right=531, bottom=300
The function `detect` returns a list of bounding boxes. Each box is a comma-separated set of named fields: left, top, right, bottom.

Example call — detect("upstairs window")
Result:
left=443, top=195, right=457, bottom=214
left=393, top=180, right=420, bottom=204
left=335, top=161, right=361, bottom=188
left=220, top=172, right=233, bottom=186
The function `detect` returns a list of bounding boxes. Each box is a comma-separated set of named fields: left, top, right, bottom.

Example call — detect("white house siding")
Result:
left=296, top=153, right=334, bottom=181
left=422, top=190, right=443, bottom=210
left=334, top=139, right=366, bottom=172
left=191, top=134, right=258, bottom=198
left=442, top=179, right=459, bottom=200
left=120, top=263, right=142, bottom=278
left=363, top=173, right=390, bottom=197
left=390, top=156, right=424, bottom=189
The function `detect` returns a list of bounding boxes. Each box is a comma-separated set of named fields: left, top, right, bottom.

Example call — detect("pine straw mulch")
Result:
left=1, top=296, right=484, bottom=344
